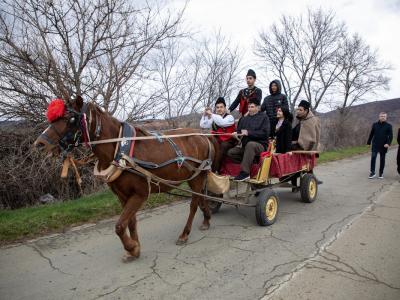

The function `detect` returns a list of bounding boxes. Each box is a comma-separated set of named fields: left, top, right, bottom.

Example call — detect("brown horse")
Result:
left=34, top=96, right=220, bottom=261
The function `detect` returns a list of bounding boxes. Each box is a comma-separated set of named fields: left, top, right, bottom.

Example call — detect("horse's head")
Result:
left=34, top=95, right=86, bottom=157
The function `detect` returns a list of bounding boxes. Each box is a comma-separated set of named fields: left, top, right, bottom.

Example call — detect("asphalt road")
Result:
left=1, top=150, right=399, bottom=300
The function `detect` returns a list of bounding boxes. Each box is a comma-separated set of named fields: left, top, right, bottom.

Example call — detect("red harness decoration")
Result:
left=47, top=99, right=66, bottom=122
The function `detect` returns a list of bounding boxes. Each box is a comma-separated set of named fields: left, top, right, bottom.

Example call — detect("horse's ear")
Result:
left=74, top=95, right=83, bottom=111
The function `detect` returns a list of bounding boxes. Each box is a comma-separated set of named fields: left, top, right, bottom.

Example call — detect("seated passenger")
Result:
left=274, top=107, right=293, bottom=153
left=227, top=98, right=270, bottom=181
left=200, top=97, right=236, bottom=172
left=292, top=100, right=320, bottom=151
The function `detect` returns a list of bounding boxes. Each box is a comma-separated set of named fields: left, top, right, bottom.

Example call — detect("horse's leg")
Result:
left=115, top=195, right=144, bottom=260
left=194, top=175, right=211, bottom=231
left=176, top=195, right=199, bottom=245
left=128, top=214, right=140, bottom=256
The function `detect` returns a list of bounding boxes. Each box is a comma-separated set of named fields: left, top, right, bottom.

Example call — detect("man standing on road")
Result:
left=396, top=128, right=400, bottom=175
left=228, top=69, right=262, bottom=117
left=367, top=112, right=393, bottom=179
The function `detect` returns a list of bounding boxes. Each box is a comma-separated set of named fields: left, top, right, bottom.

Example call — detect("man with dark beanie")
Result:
left=367, top=112, right=393, bottom=179
left=292, top=100, right=320, bottom=151
left=291, top=100, right=322, bottom=186
left=200, top=97, right=237, bottom=172
left=228, top=69, right=262, bottom=117
left=261, top=79, right=289, bottom=137
left=227, top=97, right=270, bottom=181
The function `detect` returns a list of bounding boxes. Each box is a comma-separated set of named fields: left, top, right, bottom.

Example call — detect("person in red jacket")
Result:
left=228, top=69, right=262, bottom=117
left=200, top=97, right=237, bottom=172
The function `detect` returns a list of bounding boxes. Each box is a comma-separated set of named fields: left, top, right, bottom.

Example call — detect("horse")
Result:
left=34, top=96, right=220, bottom=261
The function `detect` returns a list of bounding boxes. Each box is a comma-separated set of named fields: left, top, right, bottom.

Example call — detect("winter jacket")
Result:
left=292, top=111, right=321, bottom=151
left=229, top=87, right=262, bottom=115
left=367, top=121, right=393, bottom=152
left=397, top=128, right=400, bottom=174
left=261, top=80, right=289, bottom=135
left=275, top=119, right=292, bottom=153
left=237, top=111, right=270, bottom=148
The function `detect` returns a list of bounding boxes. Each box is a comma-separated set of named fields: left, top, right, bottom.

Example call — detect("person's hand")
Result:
left=366, top=144, right=371, bottom=147
left=384, top=144, right=389, bottom=148
left=287, top=151, right=293, bottom=155
left=241, top=129, right=248, bottom=136
left=206, top=108, right=212, bottom=116
left=244, top=111, right=249, bottom=117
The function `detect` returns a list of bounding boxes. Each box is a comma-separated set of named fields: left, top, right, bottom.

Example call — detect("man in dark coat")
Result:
left=397, top=128, right=400, bottom=175
left=367, top=112, right=393, bottom=179
left=261, top=79, right=289, bottom=137
left=227, top=97, right=270, bottom=181
left=229, top=69, right=262, bottom=117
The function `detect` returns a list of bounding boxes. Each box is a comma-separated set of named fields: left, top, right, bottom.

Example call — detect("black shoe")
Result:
left=234, top=171, right=250, bottom=181
left=316, top=178, right=323, bottom=184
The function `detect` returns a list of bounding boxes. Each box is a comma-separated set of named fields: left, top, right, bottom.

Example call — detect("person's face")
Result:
left=248, top=103, right=258, bottom=115
left=276, top=108, right=283, bottom=118
left=246, top=76, right=255, bottom=87
left=379, top=113, right=387, bottom=122
left=215, top=103, right=226, bottom=115
left=296, top=106, right=307, bottom=118
left=271, top=83, right=278, bottom=93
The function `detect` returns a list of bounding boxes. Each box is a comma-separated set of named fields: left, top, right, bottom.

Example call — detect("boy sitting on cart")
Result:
left=200, top=97, right=237, bottom=172
left=227, top=98, right=270, bottom=181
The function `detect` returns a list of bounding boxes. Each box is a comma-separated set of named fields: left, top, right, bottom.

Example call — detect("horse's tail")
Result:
left=207, top=136, right=220, bottom=173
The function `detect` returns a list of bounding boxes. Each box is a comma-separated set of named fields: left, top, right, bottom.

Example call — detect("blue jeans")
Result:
left=370, top=150, right=386, bottom=176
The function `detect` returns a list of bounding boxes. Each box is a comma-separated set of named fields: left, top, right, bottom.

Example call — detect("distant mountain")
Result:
left=318, top=98, right=400, bottom=125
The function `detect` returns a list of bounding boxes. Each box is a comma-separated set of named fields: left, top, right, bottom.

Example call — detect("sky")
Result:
left=173, top=0, right=400, bottom=106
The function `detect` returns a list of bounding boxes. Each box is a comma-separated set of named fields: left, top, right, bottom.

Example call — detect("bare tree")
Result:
left=335, top=33, right=391, bottom=111
left=153, top=31, right=242, bottom=127
left=255, top=9, right=346, bottom=111
left=0, top=0, right=186, bottom=122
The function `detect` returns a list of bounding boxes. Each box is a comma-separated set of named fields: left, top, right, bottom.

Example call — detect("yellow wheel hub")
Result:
left=265, top=197, right=278, bottom=220
left=309, top=179, right=316, bottom=199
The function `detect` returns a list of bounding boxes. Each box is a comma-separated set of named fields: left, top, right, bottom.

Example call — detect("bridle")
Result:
left=39, top=103, right=96, bottom=157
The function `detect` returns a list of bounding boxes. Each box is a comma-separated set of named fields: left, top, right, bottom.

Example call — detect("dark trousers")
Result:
left=397, top=146, right=400, bottom=174
left=227, top=141, right=265, bottom=173
left=370, top=150, right=386, bottom=175
left=214, top=139, right=236, bottom=172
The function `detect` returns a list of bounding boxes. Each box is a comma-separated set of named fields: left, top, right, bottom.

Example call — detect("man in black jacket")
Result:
left=227, top=98, right=270, bottom=181
left=261, top=79, right=289, bottom=137
left=367, top=112, right=393, bottom=179
left=397, top=128, right=400, bottom=175
left=228, top=69, right=262, bottom=117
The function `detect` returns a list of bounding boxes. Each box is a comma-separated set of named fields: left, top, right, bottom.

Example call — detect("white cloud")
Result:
left=177, top=0, right=400, bottom=103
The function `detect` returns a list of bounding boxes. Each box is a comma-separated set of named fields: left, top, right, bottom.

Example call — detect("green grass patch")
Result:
left=0, top=184, right=190, bottom=244
left=318, top=145, right=370, bottom=164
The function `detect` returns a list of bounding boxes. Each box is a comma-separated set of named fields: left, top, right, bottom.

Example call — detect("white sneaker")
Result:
left=368, top=173, right=376, bottom=179
left=378, top=175, right=384, bottom=179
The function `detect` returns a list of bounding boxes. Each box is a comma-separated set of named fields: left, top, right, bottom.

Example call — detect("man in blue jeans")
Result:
left=367, top=112, right=393, bottom=179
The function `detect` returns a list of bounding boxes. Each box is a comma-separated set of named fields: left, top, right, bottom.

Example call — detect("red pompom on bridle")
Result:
left=47, top=99, right=66, bottom=123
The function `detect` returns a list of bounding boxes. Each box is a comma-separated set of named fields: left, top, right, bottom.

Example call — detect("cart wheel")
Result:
left=206, top=192, right=223, bottom=214
left=255, top=189, right=279, bottom=226
left=300, top=173, right=318, bottom=203
left=208, top=200, right=222, bottom=214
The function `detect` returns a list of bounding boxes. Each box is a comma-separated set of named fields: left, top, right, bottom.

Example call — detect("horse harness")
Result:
left=50, top=103, right=214, bottom=186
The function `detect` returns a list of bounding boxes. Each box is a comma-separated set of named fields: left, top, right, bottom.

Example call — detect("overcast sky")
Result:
left=175, top=0, right=400, bottom=105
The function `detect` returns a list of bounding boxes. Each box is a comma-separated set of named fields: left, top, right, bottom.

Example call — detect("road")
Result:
left=1, top=150, right=399, bottom=300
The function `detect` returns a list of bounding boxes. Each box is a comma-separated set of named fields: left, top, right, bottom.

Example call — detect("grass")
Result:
left=318, top=145, right=370, bottom=164
left=0, top=144, right=380, bottom=244
left=0, top=185, right=189, bottom=244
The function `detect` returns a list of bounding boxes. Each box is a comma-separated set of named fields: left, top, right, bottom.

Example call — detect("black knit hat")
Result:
left=215, top=97, right=226, bottom=107
left=246, top=69, right=256, bottom=79
left=298, top=100, right=311, bottom=110
left=248, top=97, right=260, bottom=106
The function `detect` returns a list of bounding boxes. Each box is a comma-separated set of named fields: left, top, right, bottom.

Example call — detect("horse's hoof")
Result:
left=176, top=238, right=188, bottom=245
left=199, top=224, right=210, bottom=231
left=122, top=253, right=138, bottom=263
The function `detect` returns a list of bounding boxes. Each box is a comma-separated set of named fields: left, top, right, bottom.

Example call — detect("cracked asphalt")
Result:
left=1, top=150, right=399, bottom=300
